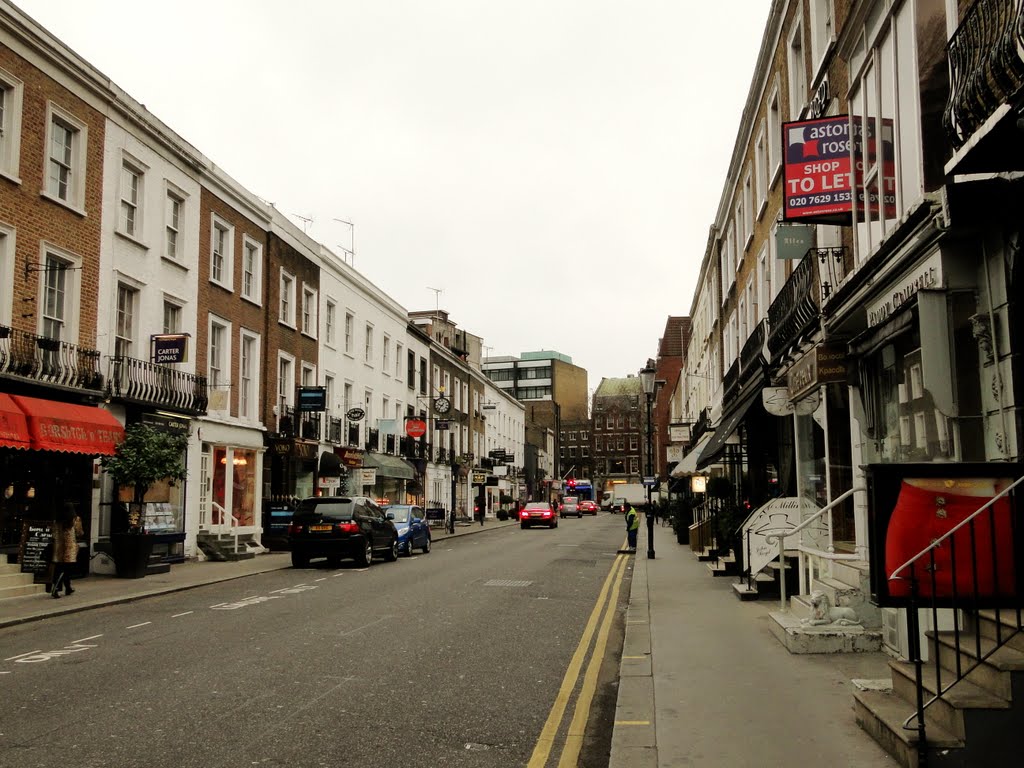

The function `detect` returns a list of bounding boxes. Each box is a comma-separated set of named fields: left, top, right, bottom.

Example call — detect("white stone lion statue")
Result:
left=800, top=590, right=861, bottom=626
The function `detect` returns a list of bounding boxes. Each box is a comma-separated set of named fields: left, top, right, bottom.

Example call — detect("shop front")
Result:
left=361, top=451, right=416, bottom=506
left=197, top=422, right=264, bottom=552
left=259, top=436, right=316, bottom=548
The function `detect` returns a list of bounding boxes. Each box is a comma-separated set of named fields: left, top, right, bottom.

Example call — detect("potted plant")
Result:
left=669, top=497, right=694, bottom=545
left=101, top=423, right=188, bottom=578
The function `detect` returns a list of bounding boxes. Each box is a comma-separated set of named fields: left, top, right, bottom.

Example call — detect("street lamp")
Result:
left=639, top=363, right=656, bottom=559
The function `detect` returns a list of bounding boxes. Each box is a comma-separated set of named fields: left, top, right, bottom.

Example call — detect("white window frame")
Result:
left=210, top=215, right=234, bottom=291
left=118, top=154, right=147, bottom=241
left=395, top=342, right=404, bottom=381
left=788, top=19, right=808, bottom=120
left=742, top=172, right=754, bottom=250
left=324, top=374, right=335, bottom=416
left=301, top=361, right=316, bottom=387
left=238, top=328, right=261, bottom=422
left=277, top=351, right=296, bottom=411
left=279, top=270, right=296, bottom=327
left=382, top=334, right=391, bottom=376
left=43, top=103, right=88, bottom=213
left=301, top=284, right=317, bottom=338
left=364, top=323, right=374, bottom=364
left=163, top=296, right=183, bottom=335
left=241, top=235, right=262, bottom=305
left=767, top=79, right=782, bottom=186
left=344, top=312, right=354, bottom=355
left=37, top=243, right=81, bottom=343
left=114, top=280, right=139, bottom=359
left=754, top=122, right=767, bottom=217
left=163, top=184, right=186, bottom=264
left=809, top=0, right=835, bottom=78
left=208, top=314, right=232, bottom=398
left=0, top=67, right=24, bottom=183
left=325, top=300, right=336, bottom=347
left=0, top=224, right=16, bottom=327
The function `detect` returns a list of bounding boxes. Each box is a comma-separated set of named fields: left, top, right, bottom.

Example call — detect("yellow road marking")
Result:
left=621, top=655, right=647, bottom=659
left=558, top=549, right=628, bottom=767
left=526, top=554, right=626, bottom=768
left=614, top=720, right=651, bottom=726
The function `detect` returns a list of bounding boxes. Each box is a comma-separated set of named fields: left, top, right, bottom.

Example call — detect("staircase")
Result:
left=0, top=561, right=45, bottom=600
left=731, top=551, right=799, bottom=600
left=854, top=609, right=1024, bottom=767
left=766, top=559, right=883, bottom=654
left=196, top=532, right=258, bottom=562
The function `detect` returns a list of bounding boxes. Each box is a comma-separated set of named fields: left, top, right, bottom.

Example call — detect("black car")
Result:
left=288, top=496, right=399, bottom=568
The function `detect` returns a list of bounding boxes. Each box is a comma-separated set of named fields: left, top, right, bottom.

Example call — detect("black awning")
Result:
left=318, top=450, right=344, bottom=477
left=696, top=387, right=764, bottom=469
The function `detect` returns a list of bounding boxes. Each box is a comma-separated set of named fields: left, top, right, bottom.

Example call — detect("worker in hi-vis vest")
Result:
left=625, top=504, right=640, bottom=550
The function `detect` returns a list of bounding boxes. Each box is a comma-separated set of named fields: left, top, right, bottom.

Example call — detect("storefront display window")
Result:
left=232, top=449, right=257, bottom=526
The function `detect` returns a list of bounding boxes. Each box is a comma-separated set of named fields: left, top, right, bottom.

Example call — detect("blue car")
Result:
left=384, top=504, right=432, bottom=556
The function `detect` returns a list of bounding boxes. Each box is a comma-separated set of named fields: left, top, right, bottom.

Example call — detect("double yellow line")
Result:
left=527, top=552, right=629, bottom=768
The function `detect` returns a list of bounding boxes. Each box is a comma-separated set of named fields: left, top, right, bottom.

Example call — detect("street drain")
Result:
left=484, top=579, right=533, bottom=587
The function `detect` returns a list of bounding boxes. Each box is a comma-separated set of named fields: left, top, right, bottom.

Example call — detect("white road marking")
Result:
left=4, top=650, right=42, bottom=661
left=314, top=578, right=327, bottom=582
left=70, top=634, right=103, bottom=644
left=171, top=611, right=193, bottom=618
left=330, top=572, right=346, bottom=577
left=126, top=622, right=151, bottom=629
left=338, top=616, right=393, bottom=637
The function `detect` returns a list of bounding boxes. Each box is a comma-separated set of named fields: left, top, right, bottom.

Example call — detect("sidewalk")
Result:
left=609, top=538, right=899, bottom=767
left=0, top=518, right=518, bottom=630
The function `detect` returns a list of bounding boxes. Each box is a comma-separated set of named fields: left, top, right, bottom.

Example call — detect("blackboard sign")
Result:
left=424, top=508, right=446, bottom=521
left=20, top=521, right=54, bottom=575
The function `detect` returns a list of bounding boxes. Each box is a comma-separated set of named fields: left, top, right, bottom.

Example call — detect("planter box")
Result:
left=110, top=533, right=155, bottom=579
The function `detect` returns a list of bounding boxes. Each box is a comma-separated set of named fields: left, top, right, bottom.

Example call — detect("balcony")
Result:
left=0, top=324, right=103, bottom=392
left=944, top=0, right=1024, bottom=156
left=277, top=407, right=322, bottom=441
left=107, top=356, right=207, bottom=415
left=766, top=248, right=848, bottom=360
left=739, top=319, right=767, bottom=381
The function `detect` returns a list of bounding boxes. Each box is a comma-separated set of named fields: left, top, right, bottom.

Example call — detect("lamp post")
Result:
left=639, top=363, right=656, bottom=559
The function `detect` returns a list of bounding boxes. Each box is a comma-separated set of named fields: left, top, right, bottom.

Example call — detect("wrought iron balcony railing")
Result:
left=739, top=319, right=768, bottom=381
left=944, top=0, right=1024, bottom=148
left=277, top=406, right=321, bottom=440
left=767, top=249, right=821, bottom=358
left=107, top=356, right=207, bottom=415
left=0, top=324, right=103, bottom=391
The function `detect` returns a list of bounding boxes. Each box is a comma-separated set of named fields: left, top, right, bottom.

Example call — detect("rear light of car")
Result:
left=287, top=523, right=303, bottom=535
left=520, top=510, right=528, bottom=518
left=542, top=510, right=552, bottom=517
left=335, top=522, right=359, bottom=533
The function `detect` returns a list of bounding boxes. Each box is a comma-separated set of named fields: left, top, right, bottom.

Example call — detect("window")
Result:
left=210, top=217, right=233, bottom=289
left=119, top=161, right=143, bottom=238
left=382, top=335, right=390, bottom=373
left=343, top=382, right=353, bottom=411
left=629, top=435, right=638, bottom=451
left=324, top=301, right=336, bottom=345
left=755, top=123, right=767, bottom=215
left=241, top=237, right=262, bottom=303
left=629, top=457, right=639, bottom=474
left=395, top=342, right=403, bottom=380
left=324, top=375, right=335, bottom=415
left=163, top=300, right=182, bottom=334
left=301, top=362, right=316, bottom=387
left=44, top=104, right=87, bottom=210
left=239, top=330, right=260, bottom=421
left=278, top=354, right=294, bottom=411
left=344, top=313, right=354, bottom=354
left=208, top=318, right=230, bottom=391
left=165, top=191, right=183, bottom=261
left=114, top=283, right=137, bottom=358
left=419, top=358, right=427, bottom=395
left=767, top=81, right=782, bottom=182
left=301, top=285, right=316, bottom=336
left=606, top=415, right=614, bottom=429
left=0, top=69, right=24, bottom=180
left=364, top=323, right=374, bottom=363
left=743, top=173, right=753, bottom=248
left=0, top=226, right=12, bottom=326
left=41, top=253, right=70, bottom=340
left=408, top=349, right=416, bottom=388
left=788, top=21, right=807, bottom=119
left=279, top=271, right=295, bottom=326
left=581, top=446, right=589, bottom=458
left=809, top=0, right=835, bottom=73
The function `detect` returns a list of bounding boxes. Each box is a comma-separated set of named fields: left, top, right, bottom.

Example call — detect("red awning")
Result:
left=10, top=395, right=124, bottom=455
left=0, top=393, right=31, bottom=450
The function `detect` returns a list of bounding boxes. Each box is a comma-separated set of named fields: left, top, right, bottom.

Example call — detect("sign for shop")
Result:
left=787, top=344, right=848, bottom=401
left=297, top=387, right=327, bottom=412
left=339, top=448, right=363, bottom=467
left=865, top=252, right=943, bottom=328
left=358, top=468, right=376, bottom=486
left=346, top=407, right=365, bottom=421
left=741, top=497, right=824, bottom=577
left=669, top=424, right=690, bottom=443
left=775, top=224, right=814, bottom=260
left=472, top=470, right=488, bottom=485
left=405, top=418, right=427, bottom=438
left=19, top=521, right=54, bottom=576
left=783, top=115, right=853, bottom=222
left=319, top=476, right=340, bottom=491
left=151, top=333, right=189, bottom=364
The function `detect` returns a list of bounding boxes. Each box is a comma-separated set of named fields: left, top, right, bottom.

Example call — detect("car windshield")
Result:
left=387, top=507, right=412, bottom=523
left=293, top=499, right=356, bottom=521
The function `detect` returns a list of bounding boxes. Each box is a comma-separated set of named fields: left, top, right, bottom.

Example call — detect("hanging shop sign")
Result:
left=338, top=448, right=363, bottom=467
left=298, top=387, right=327, bottom=412
left=787, top=345, right=848, bottom=401
left=472, top=470, right=488, bottom=485
left=358, top=468, right=376, bottom=486
left=151, top=334, right=189, bottom=364
left=775, top=224, right=814, bottom=260
left=346, top=407, right=365, bottom=422
left=782, top=115, right=853, bottom=223
left=405, top=418, right=427, bottom=438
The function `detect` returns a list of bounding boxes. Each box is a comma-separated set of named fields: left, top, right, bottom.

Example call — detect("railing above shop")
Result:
left=767, top=249, right=821, bottom=358
left=944, top=0, right=1024, bottom=148
left=106, top=355, right=208, bottom=415
left=0, top=324, right=103, bottom=391
left=739, top=319, right=768, bottom=380
left=277, top=406, right=321, bottom=441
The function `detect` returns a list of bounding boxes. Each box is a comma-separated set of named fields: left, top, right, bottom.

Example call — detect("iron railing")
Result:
left=767, top=249, right=821, bottom=358
left=0, top=324, right=103, bottom=391
left=739, top=319, right=768, bottom=378
left=944, top=0, right=1024, bottom=148
left=278, top=406, right=321, bottom=441
left=888, top=475, right=1024, bottom=765
left=107, top=356, right=208, bottom=415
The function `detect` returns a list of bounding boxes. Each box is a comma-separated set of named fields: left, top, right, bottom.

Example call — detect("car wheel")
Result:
left=422, top=536, right=431, bottom=554
left=291, top=551, right=309, bottom=568
left=385, top=537, right=399, bottom=562
left=403, top=540, right=414, bottom=557
left=357, top=540, right=372, bottom=567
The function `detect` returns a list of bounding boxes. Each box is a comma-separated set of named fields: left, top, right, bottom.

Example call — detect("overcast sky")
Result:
left=17, top=0, right=771, bottom=391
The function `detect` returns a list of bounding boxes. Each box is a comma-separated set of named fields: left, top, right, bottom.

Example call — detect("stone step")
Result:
left=768, top=609, right=882, bottom=654
left=929, top=631, right=1024, bottom=701
left=832, top=559, right=871, bottom=590
left=853, top=687, right=963, bottom=768
left=0, top=583, right=46, bottom=599
left=965, top=610, right=1024, bottom=653
left=809, top=576, right=882, bottom=628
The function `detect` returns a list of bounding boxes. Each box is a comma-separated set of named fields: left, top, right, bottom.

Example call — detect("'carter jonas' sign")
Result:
left=866, top=252, right=943, bottom=328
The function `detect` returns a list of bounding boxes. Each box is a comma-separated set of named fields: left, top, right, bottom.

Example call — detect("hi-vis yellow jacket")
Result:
left=625, top=506, right=640, bottom=531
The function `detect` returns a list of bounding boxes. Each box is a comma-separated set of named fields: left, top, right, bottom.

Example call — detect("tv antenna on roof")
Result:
left=334, top=218, right=354, bottom=266
left=291, top=213, right=313, bottom=234
left=426, top=286, right=443, bottom=317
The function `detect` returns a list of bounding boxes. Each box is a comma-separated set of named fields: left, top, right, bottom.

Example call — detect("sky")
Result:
left=16, top=0, right=772, bottom=390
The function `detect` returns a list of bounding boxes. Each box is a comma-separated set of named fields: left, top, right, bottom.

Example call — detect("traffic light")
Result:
left=567, top=478, right=576, bottom=490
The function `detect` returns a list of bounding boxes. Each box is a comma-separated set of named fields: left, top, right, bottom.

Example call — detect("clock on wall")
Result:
left=433, top=396, right=452, bottom=415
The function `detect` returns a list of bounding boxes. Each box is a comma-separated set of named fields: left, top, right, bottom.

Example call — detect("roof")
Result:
left=594, top=377, right=643, bottom=398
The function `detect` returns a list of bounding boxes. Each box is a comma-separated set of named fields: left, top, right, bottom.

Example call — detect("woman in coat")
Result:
left=50, top=503, right=82, bottom=598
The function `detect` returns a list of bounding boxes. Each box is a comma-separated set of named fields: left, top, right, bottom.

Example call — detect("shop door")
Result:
left=198, top=447, right=212, bottom=531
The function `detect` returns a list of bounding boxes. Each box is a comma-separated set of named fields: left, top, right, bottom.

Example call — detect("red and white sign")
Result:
left=782, top=115, right=853, bottom=222
left=405, top=418, right=427, bottom=438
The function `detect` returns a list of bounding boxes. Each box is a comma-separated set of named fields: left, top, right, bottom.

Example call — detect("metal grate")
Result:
left=484, top=579, right=533, bottom=587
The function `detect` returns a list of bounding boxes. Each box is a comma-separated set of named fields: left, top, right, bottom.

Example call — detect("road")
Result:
left=0, top=514, right=631, bottom=768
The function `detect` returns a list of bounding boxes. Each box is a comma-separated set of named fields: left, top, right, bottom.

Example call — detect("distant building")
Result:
left=591, top=376, right=645, bottom=497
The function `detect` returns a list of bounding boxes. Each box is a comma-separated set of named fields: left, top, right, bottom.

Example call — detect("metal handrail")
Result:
left=764, top=486, right=865, bottom=610
left=888, top=474, right=1024, bottom=582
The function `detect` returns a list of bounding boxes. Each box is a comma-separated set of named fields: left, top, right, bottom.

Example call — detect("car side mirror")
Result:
left=412, top=517, right=422, bottom=524
left=386, top=512, right=395, bottom=520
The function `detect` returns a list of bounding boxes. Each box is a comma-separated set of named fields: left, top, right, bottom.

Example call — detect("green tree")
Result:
left=101, top=423, right=188, bottom=533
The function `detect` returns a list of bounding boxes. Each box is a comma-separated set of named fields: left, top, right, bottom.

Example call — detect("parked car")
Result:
left=288, top=496, right=398, bottom=567
left=520, top=502, right=558, bottom=529
left=560, top=496, right=581, bottom=518
left=384, top=504, right=432, bottom=556
left=579, top=500, right=598, bottom=515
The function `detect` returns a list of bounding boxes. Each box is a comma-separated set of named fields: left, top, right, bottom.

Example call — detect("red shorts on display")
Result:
left=885, top=482, right=1016, bottom=599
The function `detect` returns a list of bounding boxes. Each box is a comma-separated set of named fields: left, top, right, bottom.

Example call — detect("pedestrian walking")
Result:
left=625, top=504, right=640, bottom=551
left=50, top=503, right=82, bottom=599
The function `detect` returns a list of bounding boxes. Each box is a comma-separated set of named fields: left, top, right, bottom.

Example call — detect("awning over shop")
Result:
left=10, top=395, right=124, bottom=455
left=318, top=450, right=344, bottom=477
left=0, top=393, right=31, bottom=450
left=670, top=431, right=715, bottom=478
left=361, top=452, right=415, bottom=480
left=696, top=387, right=763, bottom=469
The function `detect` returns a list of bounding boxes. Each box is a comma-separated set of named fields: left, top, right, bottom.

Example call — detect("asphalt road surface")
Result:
left=0, top=514, right=631, bottom=768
